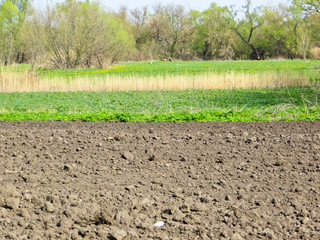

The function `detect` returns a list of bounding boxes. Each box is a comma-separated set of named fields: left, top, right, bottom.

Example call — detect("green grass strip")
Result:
left=0, top=107, right=319, bottom=122
left=0, top=87, right=319, bottom=122
left=5, top=60, right=319, bottom=79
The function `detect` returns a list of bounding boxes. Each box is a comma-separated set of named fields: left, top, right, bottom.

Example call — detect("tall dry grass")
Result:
left=0, top=68, right=314, bottom=92
left=311, top=47, right=320, bottom=59
left=0, top=68, right=40, bottom=92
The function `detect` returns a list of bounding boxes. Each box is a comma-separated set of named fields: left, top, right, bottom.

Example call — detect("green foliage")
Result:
left=258, top=5, right=294, bottom=58
left=0, top=0, right=29, bottom=64
left=192, top=3, right=236, bottom=60
left=1, top=0, right=320, bottom=67
left=293, top=0, right=320, bottom=13
left=0, top=1, right=20, bottom=64
left=0, top=87, right=319, bottom=122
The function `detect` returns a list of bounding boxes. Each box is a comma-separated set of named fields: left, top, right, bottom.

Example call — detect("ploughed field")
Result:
left=0, top=121, right=320, bottom=239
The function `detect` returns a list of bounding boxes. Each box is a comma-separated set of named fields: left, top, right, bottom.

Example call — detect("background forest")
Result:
left=0, top=0, right=320, bottom=69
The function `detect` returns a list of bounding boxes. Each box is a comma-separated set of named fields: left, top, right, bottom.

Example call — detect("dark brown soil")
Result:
left=0, top=121, right=320, bottom=240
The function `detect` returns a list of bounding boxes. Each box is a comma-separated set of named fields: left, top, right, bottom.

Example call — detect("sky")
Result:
left=32, top=0, right=290, bottom=12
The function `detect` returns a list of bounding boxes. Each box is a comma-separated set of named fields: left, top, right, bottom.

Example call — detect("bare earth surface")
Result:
left=0, top=121, right=320, bottom=240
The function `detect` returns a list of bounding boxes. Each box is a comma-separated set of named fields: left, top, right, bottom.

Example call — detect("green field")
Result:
left=38, top=59, right=318, bottom=78
left=0, top=87, right=319, bottom=122
left=1, top=60, right=319, bottom=122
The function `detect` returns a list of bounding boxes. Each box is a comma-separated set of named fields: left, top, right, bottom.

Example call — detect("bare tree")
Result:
left=22, top=0, right=135, bottom=68
left=130, top=6, right=149, bottom=46
left=227, top=0, right=264, bottom=59
left=148, top=3, right=193, bottom=59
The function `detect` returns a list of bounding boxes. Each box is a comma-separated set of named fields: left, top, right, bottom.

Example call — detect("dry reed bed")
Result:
left=0, top=69, right=313, bottom=92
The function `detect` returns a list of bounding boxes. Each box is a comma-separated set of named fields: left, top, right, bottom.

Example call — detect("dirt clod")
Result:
left=109, top=228, right=127, bottom=240
left=121, top=151, right=134, bottom=161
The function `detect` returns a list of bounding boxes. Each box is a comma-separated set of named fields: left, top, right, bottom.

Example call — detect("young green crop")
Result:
left=0, top=87, right=319, bottom=122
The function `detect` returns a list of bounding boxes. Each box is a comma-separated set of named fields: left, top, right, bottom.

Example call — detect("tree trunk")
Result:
left=233, top=29, right=260, bottom=59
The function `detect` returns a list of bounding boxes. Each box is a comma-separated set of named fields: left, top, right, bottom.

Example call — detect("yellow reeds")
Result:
left=0, top=68, right=40, bottom=92
left=0, top=68, right=314, bottom=92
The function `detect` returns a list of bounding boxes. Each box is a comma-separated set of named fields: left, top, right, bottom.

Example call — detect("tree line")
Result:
left=0, top=0, right=319, bottom=68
